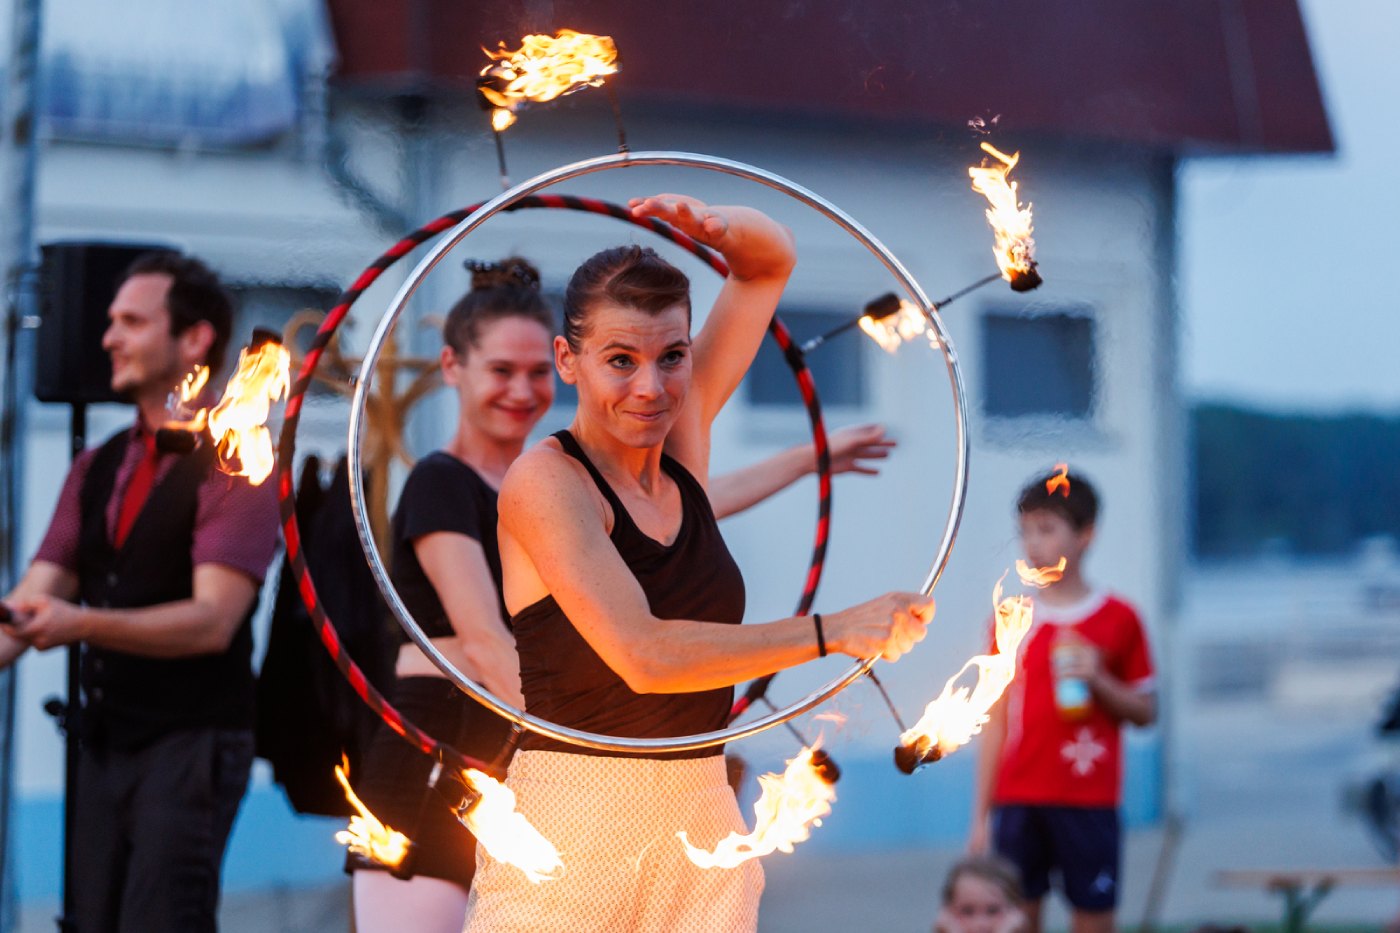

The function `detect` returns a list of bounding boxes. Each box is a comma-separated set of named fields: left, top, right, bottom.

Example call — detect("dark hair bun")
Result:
left=465, top=257, right=541, bottom=292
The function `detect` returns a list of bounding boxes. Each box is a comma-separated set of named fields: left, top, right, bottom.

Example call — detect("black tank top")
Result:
left=512, top=430, right=746, bottom=759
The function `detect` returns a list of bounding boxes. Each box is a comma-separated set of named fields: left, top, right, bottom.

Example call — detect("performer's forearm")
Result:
left=709, top=444, right=811, bottom=519
left=5, top=560, right=79, bottom=605
left=79, top=599, right=244, bottom=657
left=611, top=593, right=928, bottom=694
left=80, top=566, right=257, bottom=658
left=460, top=630, right=525, bottom=708
left=609, top=614, right=824, bottom=695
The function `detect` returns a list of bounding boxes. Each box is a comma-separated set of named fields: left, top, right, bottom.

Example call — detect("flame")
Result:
left=857, top=299, right=940, bottom=353
left=491, top=107, right=517, bottom=132
left=969, top=142, right=1036, bottom=282
left=458, top=768, right=563, bottom=884
left=1046, top=463, right=1070, bottom=498
left=1016, top=557, right=1066, bottom=588
left=333, top=762, right=411, bottom=870
left=206, top=341, right=291, bottom=485
left=679, top=744, right=837, bottom=868
left=164, top=366, right=210, bottom=432
left=479, top=30, right=618, bottom=130
left=900, top=581, right=1034, bottom=760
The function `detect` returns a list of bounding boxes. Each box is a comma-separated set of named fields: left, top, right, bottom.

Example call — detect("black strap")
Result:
left=552, top=430, right=630, bottom=516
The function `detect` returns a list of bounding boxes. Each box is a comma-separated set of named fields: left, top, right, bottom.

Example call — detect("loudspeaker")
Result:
left=34, top=241, right=174, bottom=405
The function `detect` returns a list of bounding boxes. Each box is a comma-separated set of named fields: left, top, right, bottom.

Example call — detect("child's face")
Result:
left=1018, top=508, right=1092, bottom=575
left=942, top=875, right=1023, bottom=933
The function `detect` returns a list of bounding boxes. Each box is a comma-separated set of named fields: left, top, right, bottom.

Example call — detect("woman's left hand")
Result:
left=630, top=194, right=795, bottom=282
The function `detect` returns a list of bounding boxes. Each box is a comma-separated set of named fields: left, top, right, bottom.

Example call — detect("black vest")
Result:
left=76, top=429, right=257, bottom=749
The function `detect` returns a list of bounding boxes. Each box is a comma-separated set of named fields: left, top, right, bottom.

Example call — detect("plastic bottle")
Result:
left=1051, top=628, right=1093, bottom=720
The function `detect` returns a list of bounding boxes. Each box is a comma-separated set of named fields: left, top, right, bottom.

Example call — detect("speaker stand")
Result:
left=51, top=403, right=84, bottom=933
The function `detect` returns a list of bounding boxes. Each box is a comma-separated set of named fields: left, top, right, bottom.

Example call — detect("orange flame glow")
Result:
left=1046, top=463, right=1070, bottom=498
left=968, top=142, right=1036, bottom=282
left=480, top=30, right=618, bottom=132
left=164, top=367, right=210, bottom=432
left=857, top=299, right=940, bottom=353
left=679, top=745, right=837, bottom=868
left=206, top=341, right=291, bottom=485
left=900, top=581, right=1034, bottom=760
left=491, top=107, right=517, bottom=132
left=333, top=762, right=411, bottom=870
left=458, top=769, right=564, bottom=884
left=1016, top=557, right=1067, bottom=588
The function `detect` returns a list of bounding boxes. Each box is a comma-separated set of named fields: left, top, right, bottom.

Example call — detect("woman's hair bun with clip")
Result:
left=465, top=257, right=542, bottom=292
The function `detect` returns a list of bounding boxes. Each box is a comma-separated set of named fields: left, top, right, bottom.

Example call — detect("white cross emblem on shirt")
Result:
left=1060, top=726, right=1107, bottom=777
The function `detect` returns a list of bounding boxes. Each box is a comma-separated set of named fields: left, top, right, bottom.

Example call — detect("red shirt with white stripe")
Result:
left=991, top=590, right=1154, bottom=808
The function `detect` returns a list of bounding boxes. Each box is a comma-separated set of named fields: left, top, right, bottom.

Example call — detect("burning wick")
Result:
left=801, top=291, right=924, bottom=355
left=679, top=744, right=839, bottom=868
left=477, top=29, right=619, bottom=136
left=453, top=768, right=564, bottom=883
left=969, top=141, right=1042, bottom=292
left=1046, top=463, right=1070, bottom=498
left=858, top=297, right=941, bottom=355
left=155, top=366, right=212, bottom=454
left=894, top=580, right=1034, bottom=774
left=334, top=762, right=412, bottom=871
left=154, top=328, right=290, bottom=485
left=207, top=330, right=290, bottom=485
left=1016, top=557, right=1066, bottom=588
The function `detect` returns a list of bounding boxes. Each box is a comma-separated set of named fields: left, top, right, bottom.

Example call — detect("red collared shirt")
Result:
left=34, top=417, right=280, bottom=585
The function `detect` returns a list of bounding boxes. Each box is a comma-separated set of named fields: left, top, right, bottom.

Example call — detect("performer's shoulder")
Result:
left=507, top=440, right=574, bottom=487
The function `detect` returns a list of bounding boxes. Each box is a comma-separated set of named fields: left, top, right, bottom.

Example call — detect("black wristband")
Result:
left=813, top=613, right=828, bottom=657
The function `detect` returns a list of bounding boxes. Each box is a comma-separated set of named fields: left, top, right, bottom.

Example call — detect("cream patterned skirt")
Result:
left=463, top=750, right=763, bottom=932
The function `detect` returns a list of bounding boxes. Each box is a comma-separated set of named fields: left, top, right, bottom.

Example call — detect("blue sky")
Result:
left=1180, top=0, right=1400, bottom=413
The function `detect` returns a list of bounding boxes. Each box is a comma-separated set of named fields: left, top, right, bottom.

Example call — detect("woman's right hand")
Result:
left=826, top=592, right=934, bottom=661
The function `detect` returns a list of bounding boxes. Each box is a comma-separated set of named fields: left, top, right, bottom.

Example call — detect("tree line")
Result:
left=1192, top=403, right=1400, bottom=558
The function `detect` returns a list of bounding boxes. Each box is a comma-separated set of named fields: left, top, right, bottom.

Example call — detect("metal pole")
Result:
left=0, top=0, right=44, bottom=928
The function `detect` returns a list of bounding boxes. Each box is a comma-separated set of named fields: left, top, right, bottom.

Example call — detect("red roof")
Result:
left=325, top=0, right=1333, bottom=155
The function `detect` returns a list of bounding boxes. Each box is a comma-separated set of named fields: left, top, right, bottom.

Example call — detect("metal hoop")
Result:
left=348, top=151, right=970, bottom=753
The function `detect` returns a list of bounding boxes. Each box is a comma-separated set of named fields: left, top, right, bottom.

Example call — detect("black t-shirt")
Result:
left=389, top=452, right=506, bottom=641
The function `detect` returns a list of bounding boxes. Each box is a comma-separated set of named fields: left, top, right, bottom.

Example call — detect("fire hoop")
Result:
left=348, top=151, right=970, bottom=754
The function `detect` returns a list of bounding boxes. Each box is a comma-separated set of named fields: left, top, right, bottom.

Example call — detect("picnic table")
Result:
left=1215, top=867, right=1400, bottom=933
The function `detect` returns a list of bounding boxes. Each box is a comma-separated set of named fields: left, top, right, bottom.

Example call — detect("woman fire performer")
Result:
left=347, top=258, right=551, bottom=932
left=351, top=256, right=899, bottom=933
left=469, top=195, right=934, bottom=932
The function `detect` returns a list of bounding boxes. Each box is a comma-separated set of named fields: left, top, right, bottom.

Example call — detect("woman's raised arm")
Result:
left=628, top=194, right=795, bottom=479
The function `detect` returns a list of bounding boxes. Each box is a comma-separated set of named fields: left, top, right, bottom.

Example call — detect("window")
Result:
left=981, top=309, right=1095, bottom=419
left=744, top=307, right=866, bottom=409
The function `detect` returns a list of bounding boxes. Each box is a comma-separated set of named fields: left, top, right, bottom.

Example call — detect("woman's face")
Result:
left=943, top=875, right=1021, bottom=933
left=442, top=315, right=555, bottom=446
left=557, top=300, right=691, bottom=449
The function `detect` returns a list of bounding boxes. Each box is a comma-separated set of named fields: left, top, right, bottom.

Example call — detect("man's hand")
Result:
left=5, top=595, right=87, bottom=651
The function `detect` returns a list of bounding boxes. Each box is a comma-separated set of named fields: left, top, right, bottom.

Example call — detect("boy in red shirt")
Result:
left=969, top=469, right=1156, bottom=933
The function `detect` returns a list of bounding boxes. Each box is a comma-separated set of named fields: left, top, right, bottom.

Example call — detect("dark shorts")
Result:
left=992, top=804, right=1120, bottom=911
left=345, top=676, right=518, bottom=887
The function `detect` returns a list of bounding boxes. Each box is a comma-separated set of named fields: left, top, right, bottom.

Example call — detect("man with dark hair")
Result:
left=0, top=251, right=279, bottom=932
